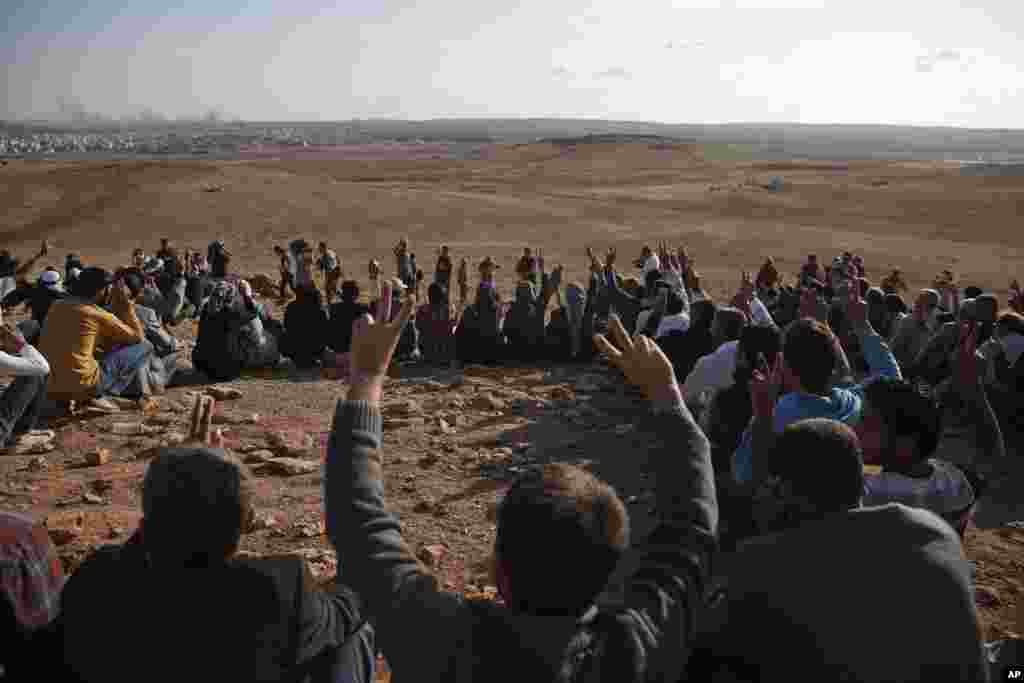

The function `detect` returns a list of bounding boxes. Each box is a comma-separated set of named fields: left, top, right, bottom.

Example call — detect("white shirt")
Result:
left=749, top=297, right=776, bottom=328
left=0, top=344, right=50, bottom=377
left=656, top=312, right=691, bottom=338
left=681, top=340, right=740, bottom=403
left=641, top=254, right=661, bottom=278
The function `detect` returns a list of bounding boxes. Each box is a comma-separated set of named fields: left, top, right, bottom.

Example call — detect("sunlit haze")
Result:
left=3, top=0, right=1022, bottom=127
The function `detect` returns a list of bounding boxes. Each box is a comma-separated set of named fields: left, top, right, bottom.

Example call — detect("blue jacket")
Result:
left=732, top=329, right=901, bottom=484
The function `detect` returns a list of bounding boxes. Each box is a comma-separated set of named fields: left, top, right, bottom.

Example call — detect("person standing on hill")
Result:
left=317, top=242, right=342, bottom=305
left=434, top=245, right=453, bottom=295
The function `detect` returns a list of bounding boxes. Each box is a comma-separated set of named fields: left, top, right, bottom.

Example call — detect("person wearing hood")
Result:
left=280, top=284, right=328, bottom=369
left=732, top=289, right=901, bottom=486
left=416, top=282, right=456, bottom=364
left=192, top=280, right=277, bottom=383
left=120, top=270, right=180, bottom=393
left=1, top=268, right=66, bottom=337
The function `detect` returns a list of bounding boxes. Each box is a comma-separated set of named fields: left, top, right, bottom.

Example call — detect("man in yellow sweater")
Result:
left=38, top=267, right=153, bottom=411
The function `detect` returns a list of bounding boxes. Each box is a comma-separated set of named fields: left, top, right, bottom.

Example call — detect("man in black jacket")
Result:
left=58, top=395, right=375, bottom=683
left=1, top=269, right=66, bottom=340
left=325, top=302, right=718, bottom=682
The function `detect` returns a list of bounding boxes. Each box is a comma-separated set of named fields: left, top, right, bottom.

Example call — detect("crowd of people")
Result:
left=1, top=233, right=1023, bottom=681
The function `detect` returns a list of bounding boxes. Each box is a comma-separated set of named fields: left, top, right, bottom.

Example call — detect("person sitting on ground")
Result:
left=64, top=253, right=84, bottom=290
left=434, top=245, right=453, bottom=295
left=696, top=418, right=988, bottom=681
left=327, top=281, right=370, bottom=357
left=505, top=267, right=547, bottom=362
left=208, top=240, right=233, bottom=280
left=317, top=242, right=342, bottom=305
left=660, top=299, right=717, bottom=383
left=155, top=238, right=174, bottom=265
left=129, top=248, right=164, bottom=279
left=1009, top=279, right=1023, bottom=314
left=0, top=313, right=52, bottom=454
left=563, top=281, right=587, bottom=361
left=325, top=300, right=717, bottom=682
left=680, top=306, right=748, bottom=407
left=799, top=253, right=822, bottom=288
left=373, top=278, right=419, bottom=361
left=0, top=242, right=47, bottom=304
left=891, top=288, right=942, bottom=372
left=1, top=268, right=66, bottom=339
left=192, top=280, right=277, bottom=383
left=38, top=267, right=154, bottom=410
left=57, top=395, right=376, bottom=683
left=858, top=369, right=989, bottom=535
left=543, top=292, right=574, bottom=363
left=634, top=243, right=661, bottom=277
left=982, top=311, right=1024, bottom=394
left=120, top=270, right=179, bottom=393
left=514, top=247, right=534, bottom=281
left=416, top=282, right=456, bottom=365
left=0, top=510, right=65, bottom=682
left=733, top=288, right=901, bottom=486
left=280, top=284, right=328, bottom=369
left=655, top=288, right=690, bottom=338
left=755, top=257, right=779, bottom=294
left=881, top=268, right=908, bottom=294
left=461, top=256, right=503, bottom=364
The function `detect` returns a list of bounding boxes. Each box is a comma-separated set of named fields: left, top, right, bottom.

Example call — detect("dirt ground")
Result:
left=1, top=143, right=1022, bottom=658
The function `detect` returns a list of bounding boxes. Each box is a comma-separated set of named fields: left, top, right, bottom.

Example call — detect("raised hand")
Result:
left=184, top=394, right=225, bottom=449
left=592, top=315, right=675, bottom=397
left=605, top=247, right=617, bottom=270
left=350, top=281, right=415, bottom=383
left=750, top=352, right=783, bottom=419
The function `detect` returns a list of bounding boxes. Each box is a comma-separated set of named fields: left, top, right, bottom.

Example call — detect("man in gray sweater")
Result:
left=325, top=299, right=718, bottom=682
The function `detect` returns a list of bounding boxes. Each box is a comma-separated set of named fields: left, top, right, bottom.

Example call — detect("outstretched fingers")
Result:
left=607, top=315, right=634, bottom=353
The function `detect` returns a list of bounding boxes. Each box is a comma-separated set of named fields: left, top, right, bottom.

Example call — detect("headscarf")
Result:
left=205, top=280, right=239, bottom=317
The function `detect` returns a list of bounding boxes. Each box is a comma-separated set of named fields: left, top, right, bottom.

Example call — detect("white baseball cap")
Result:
left=39, top=270, right=63, bottom=290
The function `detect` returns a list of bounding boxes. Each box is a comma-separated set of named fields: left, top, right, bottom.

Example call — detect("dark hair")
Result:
left=643, top=270, right=662, bottom=296
left=770, top=418, right=864, bottom=513
left=318, top=241, right=327, bottom=250
left=690, top=300, right=716, bottom=333
left=863, top=377, right=940, bottom=463
left=142, top=448, right=255, bottom=568
left=496, top=464, right=628, bottom=614
left=963, top=286, right=983, bottom=300
left=884, top=293, right=908, bottom=315
left=119, top=269, right=145, bottom=299
left=997, top=311, right=1024, bottom=336
left=427, top=282, right=446, bottom=307
left=713, top=307, right=747, bottom=344
left=665, top=290, right=685, bottom=316
left=783, top=319, right=837, bottom=395
left=340, top=280, right=360, bottom=302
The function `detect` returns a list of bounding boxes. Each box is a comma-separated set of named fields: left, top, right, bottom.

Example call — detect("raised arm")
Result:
left=324, top=285, right=462, bottom=682
left=593, top=316, right=717, bottom=681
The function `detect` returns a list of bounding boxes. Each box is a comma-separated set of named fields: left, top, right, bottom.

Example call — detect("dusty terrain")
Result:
left=1, top=142, right=1022, bottom=658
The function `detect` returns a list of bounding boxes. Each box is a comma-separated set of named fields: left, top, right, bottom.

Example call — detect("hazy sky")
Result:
left=3, top=0, right=1022, bottom=127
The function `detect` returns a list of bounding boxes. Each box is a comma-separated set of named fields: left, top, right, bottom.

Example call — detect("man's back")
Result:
left=712, top=504, right=988, bottom=682
left=59, top=535, right=362, bottom=683
left=38, top=299, right=137, bottom=399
